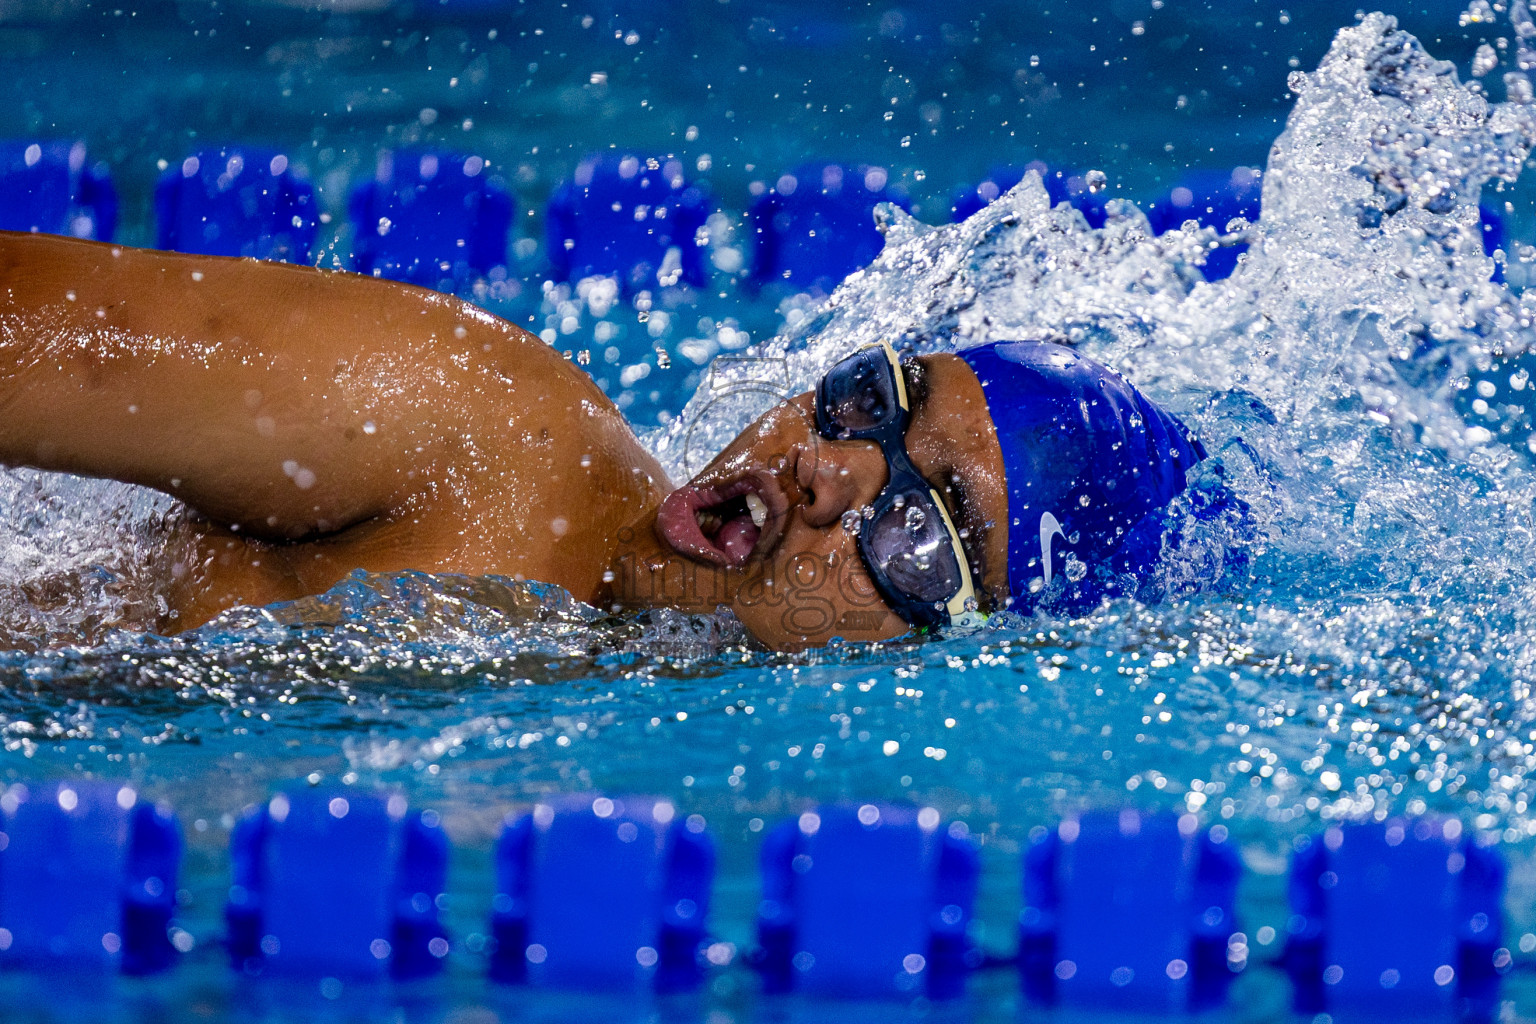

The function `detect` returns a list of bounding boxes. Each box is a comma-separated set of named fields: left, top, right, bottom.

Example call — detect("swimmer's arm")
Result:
left=0, top=231, right=586, bottom=540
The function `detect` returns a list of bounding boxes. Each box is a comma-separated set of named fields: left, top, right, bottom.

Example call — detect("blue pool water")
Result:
left=6, top=0, right=1536, bottom=1019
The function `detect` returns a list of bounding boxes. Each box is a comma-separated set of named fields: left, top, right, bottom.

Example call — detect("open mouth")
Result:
left=655, top=472, right=785, bottom=567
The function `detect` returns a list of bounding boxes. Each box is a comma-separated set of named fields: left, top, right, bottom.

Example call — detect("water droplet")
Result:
left=1459, top=0, right=1495, bottom=27
left=905, top=505, right=926, bottom=532
left=840, top=510, right=863, bottom=536
left=637, top=310, right=650, bottom=323
left=1085, top=169, right=1107, bottom=194
left=1473, top=42, right=1500, bottom=77
left=576, top=349, right=591, bottom=365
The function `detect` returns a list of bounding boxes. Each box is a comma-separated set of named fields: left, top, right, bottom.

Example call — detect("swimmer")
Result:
left=0, top=231, right=1207, bottom=651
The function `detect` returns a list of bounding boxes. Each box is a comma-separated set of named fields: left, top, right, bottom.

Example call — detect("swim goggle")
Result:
left=814, top=342, right=981, bottom=631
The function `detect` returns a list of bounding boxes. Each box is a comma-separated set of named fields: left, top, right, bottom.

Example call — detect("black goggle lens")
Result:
left=817, top=348, right=901, bottom=437
left=815, top=343, right=975, bottom=631
left=863, top=490, right=964, bottom=607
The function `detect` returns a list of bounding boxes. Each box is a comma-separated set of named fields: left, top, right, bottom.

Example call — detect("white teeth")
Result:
left=746, top=492, right=768, bottom=528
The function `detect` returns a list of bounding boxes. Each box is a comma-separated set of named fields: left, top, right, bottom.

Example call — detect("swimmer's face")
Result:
left=655, top=353, right=1010, bottom=650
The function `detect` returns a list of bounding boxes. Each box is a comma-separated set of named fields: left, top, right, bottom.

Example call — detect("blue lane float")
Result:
left=545, top=153, right=712, bottom=294
left=154, top=147, right=317, bottom=263
left=756, top=804, right=979, bottom=999
left=225, top=790, right=449, bottom=980
left=0, top=781, right=180, bottom=975
left=489, top=794, right=714, bottom=991
left=747, top=162, right=909, bottom=296
left=0, top=139, right=117, bottom=241
left=1284, top=818, right=1505, bottom=1018
left=1020, top=810, right=1241, bottom=1012
left=1145, top=167, right=1263, bottom=281
left=348, top=149, right=514, bottom=291
left=0, top=779, right=1518, bottom=1014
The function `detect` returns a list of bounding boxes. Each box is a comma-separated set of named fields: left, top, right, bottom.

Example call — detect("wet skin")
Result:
left=0, top=231, right=1009, bottom=650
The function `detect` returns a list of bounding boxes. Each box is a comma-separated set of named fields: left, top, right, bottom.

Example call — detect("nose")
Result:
left=793, top=437, right=889, bottom=528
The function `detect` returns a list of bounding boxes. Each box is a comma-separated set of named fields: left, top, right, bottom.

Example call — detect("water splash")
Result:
left=4, top=14, right=1536, bottom=844
left=658, top=15, right=1535, bottom=466
left=647, top=13, right=1536, bottom=832
left=0, top=467, right=188, bottom=650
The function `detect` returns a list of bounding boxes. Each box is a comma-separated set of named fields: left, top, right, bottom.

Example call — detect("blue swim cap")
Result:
left=957, top=341, right=1205, bottom=613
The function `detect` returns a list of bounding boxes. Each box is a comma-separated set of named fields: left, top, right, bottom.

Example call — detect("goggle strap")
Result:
left=928, top=487, right=978, bottom=623
left=876, top=341, right=909, bottom=414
